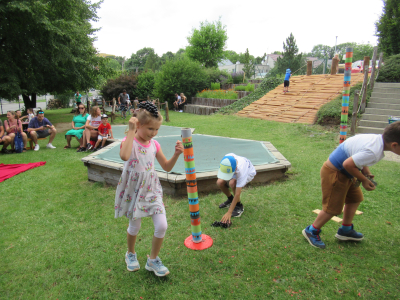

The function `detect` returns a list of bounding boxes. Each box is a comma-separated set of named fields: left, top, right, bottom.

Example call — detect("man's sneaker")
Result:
left=302, top=225, right=326, bottom=249
left=46, top=143, right=56, bottom=149
left=34, top=144, right=40, bottom=151
left=145, top=256, right=170, bottom=277
left=231, top=203, right=244, bottom=217
left=86, top=143, right=93, bottom=151
left=92, top=148, right=97, bottom=152
left=1, top=148, right=12, bottom=154
left=335, top=225, right=364, bottom=241
left=219, top=198, right=232, bottom=209
left=125, top=252, right=140, bottom=272
left=77, top=147, right=85, bottom=152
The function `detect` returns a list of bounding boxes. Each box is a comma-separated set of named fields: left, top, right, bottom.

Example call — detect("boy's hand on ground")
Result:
left=128, top=117, right=138, bottom=131
left=362, top=180, right=376, bottom=191
left=221, top=212, right=232, bottom=223
left=175, top=140, right=184, bottom=155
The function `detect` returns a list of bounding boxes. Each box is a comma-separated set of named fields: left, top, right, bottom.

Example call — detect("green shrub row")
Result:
left=376, top=54, right=400, bottom=82
left=316, top=83, right=371, bottom=124
left=234, top=83, right=255, bottom=92
left=218, top=77, right=283, bottom=114
left=195, top=89, right=238, bottom=100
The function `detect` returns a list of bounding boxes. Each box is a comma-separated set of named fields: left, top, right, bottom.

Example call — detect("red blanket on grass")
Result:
left=0, top=162, right=46, bottom=183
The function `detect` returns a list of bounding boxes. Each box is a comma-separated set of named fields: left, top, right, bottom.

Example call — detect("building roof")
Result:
left=266, top=54, right=283, bottom=61
left=218, top=59, right=234, bottom=66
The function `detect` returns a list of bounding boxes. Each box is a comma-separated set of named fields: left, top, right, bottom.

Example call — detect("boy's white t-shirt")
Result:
left=226, top=153, right=256, bottom=188
left=87, top=115, right=102, bottom=127
left=343, top=134, right=385, bottom=169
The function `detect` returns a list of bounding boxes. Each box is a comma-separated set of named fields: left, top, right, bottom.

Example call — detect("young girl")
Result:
left=114, top=101, right=183, bottom=277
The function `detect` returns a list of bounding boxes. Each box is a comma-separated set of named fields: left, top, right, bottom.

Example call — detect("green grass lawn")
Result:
left=1, top=109, right=400, bottom=299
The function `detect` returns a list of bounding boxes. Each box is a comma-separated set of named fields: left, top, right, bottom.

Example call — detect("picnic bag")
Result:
left=14, top=132, right=24, bottom=153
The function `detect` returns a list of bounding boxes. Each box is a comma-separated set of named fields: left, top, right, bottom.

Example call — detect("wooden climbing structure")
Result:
left=237, top=73, right=365, bottom=124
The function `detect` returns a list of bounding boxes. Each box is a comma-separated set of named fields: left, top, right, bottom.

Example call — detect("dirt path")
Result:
left=383, top=151, right=400, bottom=163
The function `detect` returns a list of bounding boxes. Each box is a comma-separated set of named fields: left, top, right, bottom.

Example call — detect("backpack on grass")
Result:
left=14, top=132, right=24, bottom=153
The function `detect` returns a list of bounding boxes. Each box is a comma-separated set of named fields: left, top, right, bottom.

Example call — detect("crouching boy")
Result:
left=303, top=122, right=400, bottom=249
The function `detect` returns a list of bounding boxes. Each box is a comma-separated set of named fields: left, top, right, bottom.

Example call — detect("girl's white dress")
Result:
left=114, top=138, right=165, bottom=220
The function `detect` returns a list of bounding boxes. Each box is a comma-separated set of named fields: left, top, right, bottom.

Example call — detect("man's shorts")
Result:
left=29, top=129, right=51, bottom=139
left=320, top=161, right=363, bottom=215
left=284, top=80, right=290, bottom=87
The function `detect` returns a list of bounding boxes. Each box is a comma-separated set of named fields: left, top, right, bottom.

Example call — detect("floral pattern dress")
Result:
left=114, top=139, right=164, bottom=220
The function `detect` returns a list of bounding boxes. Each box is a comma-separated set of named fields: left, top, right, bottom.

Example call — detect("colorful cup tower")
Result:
left=181, top=128, right=213, bottom=250
left=340, top=47, right=353, bottom=143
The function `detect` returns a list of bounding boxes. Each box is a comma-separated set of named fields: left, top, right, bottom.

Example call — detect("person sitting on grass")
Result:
left=64, top=104, right=89, bottom=149
left=178, top=93, right=186, bottom=112
left=27, top=110, right=57, bottom=151
left=78, top=106, right=101, bottom=152
left=217, top=153, right=256, bottom=223
left=93, top=114, right=113, bottom=151
left=0, top=118, right=13, bottom=154
left=173, top=93, right=181, bottom=111
left=302, top=121, right=400, bottom=249
left=4, top=110, right=28, bottom=152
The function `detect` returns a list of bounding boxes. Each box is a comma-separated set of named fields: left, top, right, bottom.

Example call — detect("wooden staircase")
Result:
left=237, top=73, right=365, bottom=124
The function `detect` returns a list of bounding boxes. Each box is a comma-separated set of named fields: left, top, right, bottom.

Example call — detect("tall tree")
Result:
left=125, top=47, right=158, bottom=72
left=242, top=48, right=255, bottom=79
left=376, top=0, right=400, bottom=56
left=276, top=33, right=305, bottom=74
left=186, top=19, right=228, bottom=68
left=0, top=0, right=113, bottom=108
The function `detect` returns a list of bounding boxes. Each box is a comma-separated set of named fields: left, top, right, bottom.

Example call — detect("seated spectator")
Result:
left=64, top=104, right=89, bottom=149
left=0, top=118, right=12, bottom=154
left=173, top=93, right=181, bottom=111
left=27, top=110, right=57, bottom=151
left=4, top=111, right=28, bottom=152
left=93, top=114, right=113, bottom=151
left=179, top=93, right=187, bottom=112
left=78, top=106, right=101, bottom=152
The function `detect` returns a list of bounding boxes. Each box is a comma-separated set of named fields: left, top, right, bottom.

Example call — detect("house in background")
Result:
left=218, top=59, right=270, bottom=79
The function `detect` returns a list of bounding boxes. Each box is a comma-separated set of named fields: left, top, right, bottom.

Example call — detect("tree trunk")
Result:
left=22, top=93, right=37, bottom=109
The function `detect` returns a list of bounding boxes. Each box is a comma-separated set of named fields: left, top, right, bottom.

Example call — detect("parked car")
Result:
left=92, top=96, right=103, bottom=105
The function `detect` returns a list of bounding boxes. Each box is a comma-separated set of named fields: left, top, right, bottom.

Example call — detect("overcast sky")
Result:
left=92, top=0, right=384, bottom=59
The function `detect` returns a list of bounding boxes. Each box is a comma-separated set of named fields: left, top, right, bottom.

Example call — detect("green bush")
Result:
left=376, top=54, right=400, bottom=82
left=195, top=89, right=238, bottom=100
left=54, top=91, right=75, bottom=108
left=136, top=71, right=155, bottom=99
left=218, top=77, right=283, bottom=114
left=234, top=85, right=246, bottom=91
left=154, top=56, right=208, bottom=107
left=231, top=71, right=245, bottom=84
left=100, top=73, right=138, bottom=102
left=316, top=83, right=371, bottom=124
left=205, top=68, right=229, bottom=85
left=211, top=82, right=220, bottom=90
left=245, top=83, right=255, bottom=92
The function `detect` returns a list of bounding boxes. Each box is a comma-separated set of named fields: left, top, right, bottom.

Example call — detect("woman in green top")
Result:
left=64, top=104, right=89, bottom=149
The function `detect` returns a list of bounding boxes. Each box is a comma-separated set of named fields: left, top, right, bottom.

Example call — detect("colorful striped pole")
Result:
left=181, top=128, right=213, bottom=250
left=340, top=47, right=353, bottom=144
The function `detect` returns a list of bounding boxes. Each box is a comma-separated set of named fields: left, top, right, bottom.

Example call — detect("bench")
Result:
left=26, top=138, right=48, bottom=150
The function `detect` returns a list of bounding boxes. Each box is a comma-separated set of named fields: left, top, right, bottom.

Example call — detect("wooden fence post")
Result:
left=369, top=47, right=378, bottom=90
left=111, top=98, right=116, bottom=122
left=330, top=56, right=339, bottom=75
left=360, top=56, right=370, bottom=113
left=307, top=61, right=312, bottom=76
left=165, top=102, right=170, bottom=122
left=350, top=90, right=360, bottom=136
left=87, top=99, right=90, bottom=113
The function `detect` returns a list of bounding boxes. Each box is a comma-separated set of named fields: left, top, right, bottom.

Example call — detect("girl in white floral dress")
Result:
left=115, top=101, right=183, bottom=277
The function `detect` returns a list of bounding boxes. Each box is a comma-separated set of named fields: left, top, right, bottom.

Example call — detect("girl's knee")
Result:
left=153, top=215, right=168, bottom=238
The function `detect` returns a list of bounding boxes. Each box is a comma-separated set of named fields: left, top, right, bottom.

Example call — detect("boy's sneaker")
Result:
left=219, top=198, right=232, bottom=209
left=125, top=252, right=140, bottom=272
left=302, top=225, right=326, bottom=249
left=335, top=225, right=364, bottom=241
left=34, top=144, right=40, bottom=151
left=231, top=203, right=244, bottom=217
left=86, top=143, right=93, bottom=151
left=92, top=148, right=97, bottom=152
left=46, top=143, right=56, bottom=149
left=145, top=256, right=170, bottom=277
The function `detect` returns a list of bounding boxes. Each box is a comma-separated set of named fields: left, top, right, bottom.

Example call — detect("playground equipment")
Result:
left=339, top=47, right=353, bottom=143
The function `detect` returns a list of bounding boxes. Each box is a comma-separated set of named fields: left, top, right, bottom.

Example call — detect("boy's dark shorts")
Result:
left=28, top=129, right=51, bottom=139
left=320, top=161, right=363, bottom=215
left=284, top=80, right=290, bottom=87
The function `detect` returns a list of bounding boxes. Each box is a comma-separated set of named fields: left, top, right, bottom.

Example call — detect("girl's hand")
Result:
left=128, top=117, right=138, bottom=131
left=175, top=140, right=184, bottom=155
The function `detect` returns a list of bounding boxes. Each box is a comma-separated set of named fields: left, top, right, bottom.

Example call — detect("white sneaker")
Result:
left=46, top=143, right=56, bottom=149
left=179, top=110, right=183, bottom=112
left=34, top=144, right=40, bottom=151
